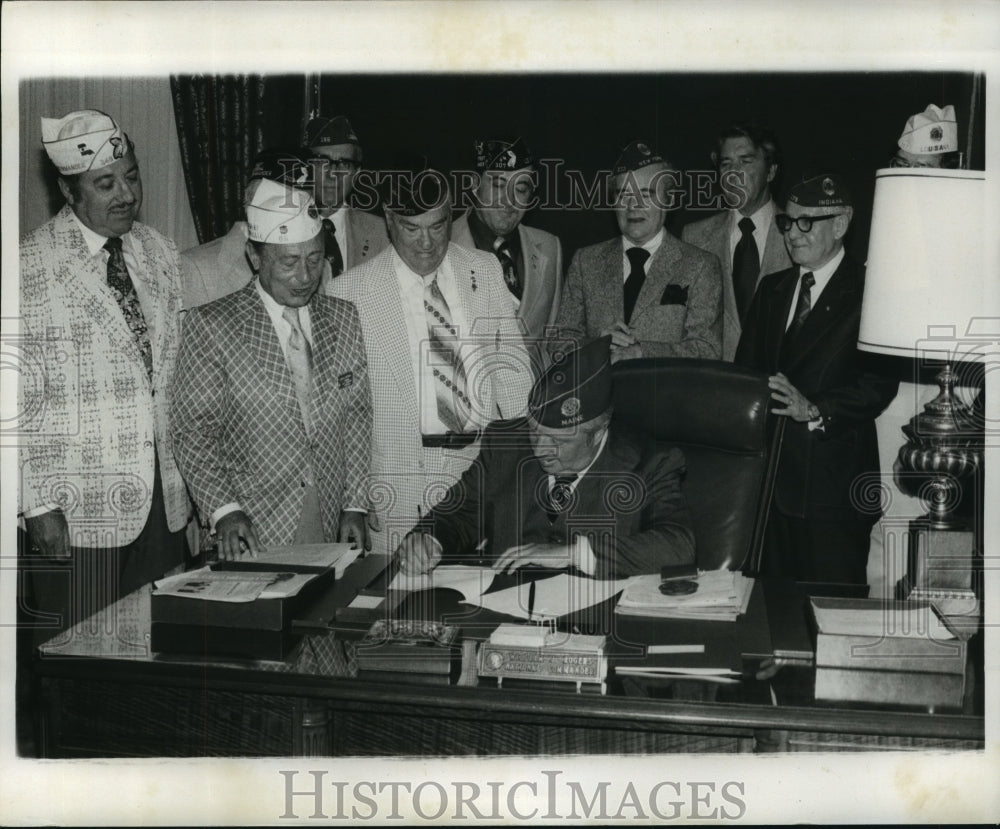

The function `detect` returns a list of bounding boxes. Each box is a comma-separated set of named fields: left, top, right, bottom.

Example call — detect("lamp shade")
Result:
left=859, top=168, right=986, bottom=362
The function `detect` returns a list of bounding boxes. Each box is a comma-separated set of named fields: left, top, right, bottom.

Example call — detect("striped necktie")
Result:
left=282, top=306, right=315, bottom=435
left=104, top=237, right=153, bottom=381
left=423, top=274, right=471, bottom=432
left=546, top=475, right=577, bottom=523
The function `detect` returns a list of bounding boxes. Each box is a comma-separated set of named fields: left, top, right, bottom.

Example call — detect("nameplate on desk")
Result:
left=478, top=624, right=607, bottom=689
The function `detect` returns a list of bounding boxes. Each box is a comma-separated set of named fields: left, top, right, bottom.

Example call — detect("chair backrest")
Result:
left=611, top=358, right=784, bottom=572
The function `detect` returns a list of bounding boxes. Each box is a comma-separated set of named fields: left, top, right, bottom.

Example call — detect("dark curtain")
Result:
left=170, top=75, right=266, bottom=245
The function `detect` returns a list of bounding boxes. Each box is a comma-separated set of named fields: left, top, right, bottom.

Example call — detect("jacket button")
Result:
left=143, top=440, right=153, bottom=449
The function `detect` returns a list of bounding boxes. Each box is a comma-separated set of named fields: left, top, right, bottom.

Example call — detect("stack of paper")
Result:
left=615, top=570, right=754, bottom=622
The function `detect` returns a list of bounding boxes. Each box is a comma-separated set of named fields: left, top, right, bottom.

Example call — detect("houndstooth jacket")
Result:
left=18, top=205, right=190, bottom=546
left=171, top=283, right=373, bottom=546
left=327, top=242, right=533, bottom=556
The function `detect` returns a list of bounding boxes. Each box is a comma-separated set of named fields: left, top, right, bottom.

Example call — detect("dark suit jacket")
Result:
left=734, top=254, right=898, bottom=522
left=682, top=205, right=791, bottom=361
left=553, top=233, right=723, bottom=360
left=428, top=419, right=695, bottom=578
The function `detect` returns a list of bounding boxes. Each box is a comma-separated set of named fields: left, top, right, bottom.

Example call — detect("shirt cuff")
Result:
left=343, top=507, right=367, bottom=514
left=210, top=502, right=242, bottom=532
left=21, top=502, right=61, bottom=519
left=573, top=534, right=597, bottom=576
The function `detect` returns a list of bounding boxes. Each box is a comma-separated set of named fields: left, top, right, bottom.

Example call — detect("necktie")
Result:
left=492, top=237, right=521, bottom=300
left=423, top=274, right=471, bottom=432
left=623, top=247, right=650, bottom=324
left=546, top=475, right=577, bottom=523
left=282, top=306, right=315, bottom=435
left=732, top=217, right=760, bottom=323
left=783, top=271, right=816, bottom=350
left=103, top=237, right=153, bottom=381
left=322, top=218, right=344, bottom=277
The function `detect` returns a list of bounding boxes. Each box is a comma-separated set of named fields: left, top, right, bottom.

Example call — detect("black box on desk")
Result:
left=811, top=597, right=967, bottom=710
left=150, top=568, right=337, bottom=660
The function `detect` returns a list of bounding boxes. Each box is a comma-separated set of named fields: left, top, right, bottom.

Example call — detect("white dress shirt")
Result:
left=784, top=247, right=845, bottom=330
left=620, top=228, right=665, bottom=280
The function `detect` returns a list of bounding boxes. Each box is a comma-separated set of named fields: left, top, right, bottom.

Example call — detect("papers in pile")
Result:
left=615, top=569, right=754, bottom=622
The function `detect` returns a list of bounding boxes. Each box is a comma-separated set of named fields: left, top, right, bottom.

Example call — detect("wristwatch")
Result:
left=807, top=403, right=825, bottom=431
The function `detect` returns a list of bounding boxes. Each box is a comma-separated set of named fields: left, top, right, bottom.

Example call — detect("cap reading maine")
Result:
left=303, top=115, right=360, bottom=149
left=245, top=179, right=322, bottom=244
left=786, top=173, right=853, bottom=209
left=248, top=147, right=314, bottom=189
left=613, top=139, right=665, bottom=177
left=474, top=137, right=534, bottom=172
left=41, top=109, right=133, bottom=175
left=529, top=336, right=613, bottom=428
left=897, top=104, right=958, bottom=155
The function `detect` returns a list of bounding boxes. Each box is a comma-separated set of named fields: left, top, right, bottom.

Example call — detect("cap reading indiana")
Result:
left=897, top=104, right=958, bottom=155
left=248, top=147, right=314, bottom=189
left=474, top=137, right=534, bottom=172
left=529, top=336, right=613, bottom=428
left=41, top=109, right=133, bottom=176
left=303, top=115, right=360, bottom=149
left=246, top=179, right=322, bottom=244
left=613, top=139, right=665, bottom=177
left=786, top=173, right=853, bottom=209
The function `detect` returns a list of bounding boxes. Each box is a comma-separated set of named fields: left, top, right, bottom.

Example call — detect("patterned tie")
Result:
left=732, top=217, right=760, bottom=323
left=492, top=236, right=521, bottom=300
left=322, top=218, right=344, bottom=277
left=103, top=237, right=153, bottom=381
left=546, top=475, right=577, bottom=523
left=423, top=274, right=471, bottom=432
left=780, top=271, right=816, bottom=367
left=282, top=306, right=315, bottom=435
left=623, top=246, right=650, bottom=324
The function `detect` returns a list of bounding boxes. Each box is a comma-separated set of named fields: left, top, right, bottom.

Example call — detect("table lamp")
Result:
left=858, top=168, right=987, bottom=618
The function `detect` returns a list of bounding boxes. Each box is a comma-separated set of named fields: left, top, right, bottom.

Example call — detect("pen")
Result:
left=528, top=578, right=536, bottom=622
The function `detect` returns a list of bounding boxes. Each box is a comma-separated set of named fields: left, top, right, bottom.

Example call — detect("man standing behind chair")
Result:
left=451, top=137, right=563, bottom=369
left=172, top=180, right=372, bottom=557
left=327, top=161, right=533, bottom=556
left=683, top=123, right=791, bottom=361
left=179, top=148, right=318, bottom=309
left=553, top=140, right=722, bottom=363
left=19, top=109, right=189, bottom=639
left=735, top=174, right=898, bottom=584
left=304, top=115, right=389, bottom=278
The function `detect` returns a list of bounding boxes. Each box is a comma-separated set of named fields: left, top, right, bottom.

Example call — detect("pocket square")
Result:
left=660, top=284, right=689, bottom=305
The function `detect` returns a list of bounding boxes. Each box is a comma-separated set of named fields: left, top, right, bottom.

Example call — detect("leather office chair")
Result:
left=611, top=358, right=784, bottom=573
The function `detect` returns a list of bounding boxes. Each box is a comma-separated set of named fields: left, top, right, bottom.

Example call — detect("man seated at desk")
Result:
left=394, top=337, right=695, bottom=579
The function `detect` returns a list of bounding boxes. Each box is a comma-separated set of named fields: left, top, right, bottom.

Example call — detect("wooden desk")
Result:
left=30, top=557, right=985, bottom=757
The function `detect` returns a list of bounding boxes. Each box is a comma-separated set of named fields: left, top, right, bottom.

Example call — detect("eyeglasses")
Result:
left=315, top=157, right=360, bottom=174
left=775, top=213, right=841, bottom=233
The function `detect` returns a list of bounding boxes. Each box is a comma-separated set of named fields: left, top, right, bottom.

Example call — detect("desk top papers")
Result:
left=389, top=565, right=497, bottom=601
left=615, top=570, right=754, bottom=622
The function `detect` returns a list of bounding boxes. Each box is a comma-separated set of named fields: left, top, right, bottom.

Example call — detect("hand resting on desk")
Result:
left=395, top=532, right=442, bottom=575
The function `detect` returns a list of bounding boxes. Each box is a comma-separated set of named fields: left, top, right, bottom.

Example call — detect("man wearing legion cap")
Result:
left=328, top=155, right=533, bottom=557
left=890, top=104, right=960, bottom=169
left=553, top=139, right=722, bottom=363
left=451, top=137, right=563, bottom=362
left=303, top=114, right=389, bottom=278
left=735, top=174, right=898, bottom=584
left=179, top=147, right=319, bottom=309
left=18, top=109, right=190, bottom=639
left=172, top=180, right=373, bottom=557
left=395, top=336, right=694, bottom=577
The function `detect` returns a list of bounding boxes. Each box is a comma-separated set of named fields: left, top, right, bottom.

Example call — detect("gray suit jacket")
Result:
left=451, top=211, right=563, bottom=345
left=179, top=208, right=389, bottom=309
left=554, top=232, right=723, bottom=360
left=682, top=204, right=791, bottom=361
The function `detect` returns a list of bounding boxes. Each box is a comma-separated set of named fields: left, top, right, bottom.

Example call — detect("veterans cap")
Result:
left=529, top=336, right=613, bottom=428
left=303, top=115, right=360, bottom=149
left=474, top=137, right=534, bottom=172
left=613, top=140, right=665, bottom=177
left=897, top=104, right=958, bottom=155
left=245, top=179, right=322, bottom=244
left=381, top=151, right=450, bottom=216
left=247, top=147, right=314, bottom=189
left=41, top=109, right=133, bottom=176
left=786, top=173, right=853, bottom=209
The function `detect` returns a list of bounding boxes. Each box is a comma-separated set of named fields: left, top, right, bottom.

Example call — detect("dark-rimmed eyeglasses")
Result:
left=775, top=213, right=840, bottom=233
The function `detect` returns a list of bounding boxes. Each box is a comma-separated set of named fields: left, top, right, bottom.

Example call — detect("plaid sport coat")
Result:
left=18, top=205, right=190, bottom=546
left=327, top=242, right=533, bottom=556
left=171, top=283, right=373, bottom=545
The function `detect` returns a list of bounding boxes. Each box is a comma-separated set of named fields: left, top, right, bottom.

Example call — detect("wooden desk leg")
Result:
left=294, top=698, right=332, bottom=757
